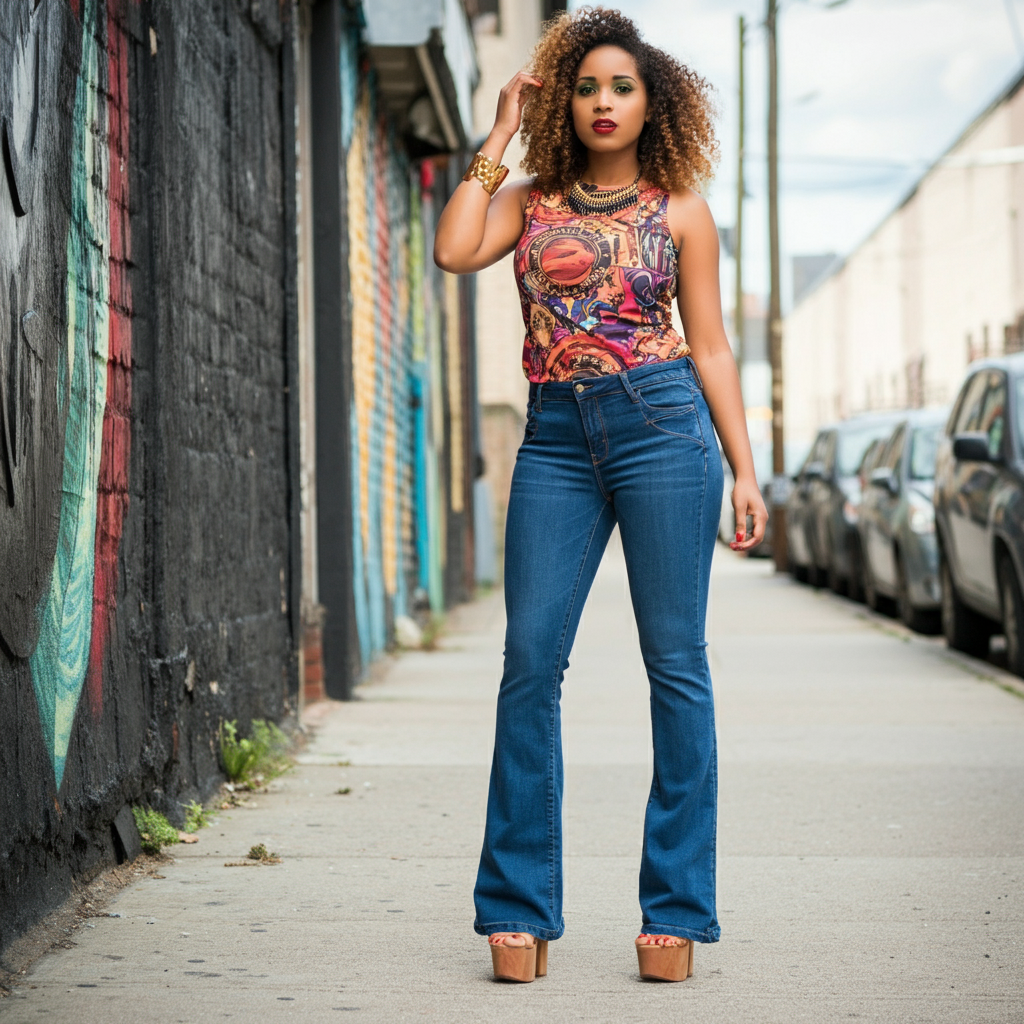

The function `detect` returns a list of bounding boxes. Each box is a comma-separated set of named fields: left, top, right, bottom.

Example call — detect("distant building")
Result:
left=792, top=253, right=838, bottom=307
left=730, top=291, right=769, bottom=365
left=783, top=66, right=1024, bottom=450
left=470, top=1, right=560, bottom=576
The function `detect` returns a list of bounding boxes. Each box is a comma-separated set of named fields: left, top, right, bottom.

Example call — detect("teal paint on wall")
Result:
left=29, top=0, right=109, bottom=787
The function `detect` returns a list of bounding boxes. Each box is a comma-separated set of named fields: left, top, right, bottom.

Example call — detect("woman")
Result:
left=434, top=6, right=766, bottom=983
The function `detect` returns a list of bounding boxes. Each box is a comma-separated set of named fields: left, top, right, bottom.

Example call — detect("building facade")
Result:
left=0, top=0, right=480, bottom=958
left=784, top=68, right=1024, bottom=451
left=299, top=0, right=480, bottom=701
left=470, top=1, right=571, bottom=573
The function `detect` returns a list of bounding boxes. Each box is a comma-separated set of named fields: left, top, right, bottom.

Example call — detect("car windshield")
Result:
left=909, top=425, right=942, bottom=480
left=837, top=423, right=898, bottom=476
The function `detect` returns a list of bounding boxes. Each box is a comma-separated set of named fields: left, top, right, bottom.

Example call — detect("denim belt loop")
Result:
left=536, top=382, right=543, bottom=412
left=685, top=356, right=704, bottom=392
left=619, top=371, right=640, bottom=403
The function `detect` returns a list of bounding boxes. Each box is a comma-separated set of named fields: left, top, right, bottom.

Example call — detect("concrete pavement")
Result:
left=4, top=533, right=1023, bottom=1023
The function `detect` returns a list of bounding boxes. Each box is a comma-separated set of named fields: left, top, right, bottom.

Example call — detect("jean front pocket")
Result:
left=635, top=379, right=703, bottom=441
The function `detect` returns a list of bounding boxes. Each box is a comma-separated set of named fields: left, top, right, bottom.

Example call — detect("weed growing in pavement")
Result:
left=335, top=787, right=352, bottom=795
left=248, top=844, right=281, bottom=863
left=132, top=807, right=179, bottom=854
left=219, top=719, right=292, bottom=787
left=219, top=720, right=259, bottom=781
left=182, top=800, right=214, bottom=833
left=419, top=614, right=445, bottom=651
left=223, top=843, right=283, bottom=867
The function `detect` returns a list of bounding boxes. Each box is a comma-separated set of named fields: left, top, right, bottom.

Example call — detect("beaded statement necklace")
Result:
left=567, top=171, right=642, bottom=216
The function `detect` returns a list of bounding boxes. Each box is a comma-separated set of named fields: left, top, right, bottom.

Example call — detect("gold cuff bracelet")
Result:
left=463, top=151, right=509, bottom=196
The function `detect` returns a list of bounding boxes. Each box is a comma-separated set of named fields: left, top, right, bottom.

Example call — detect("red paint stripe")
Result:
left=87, top=2, right=132, bottom=718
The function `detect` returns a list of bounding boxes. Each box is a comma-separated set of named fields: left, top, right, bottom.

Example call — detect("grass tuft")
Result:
left=132, top=807, right=179, bottom=854
left=219, top=719, right=291, bottom=787
left=182, top=800, right=214, bottom=833
left=248, top=843, right=281, bottom=864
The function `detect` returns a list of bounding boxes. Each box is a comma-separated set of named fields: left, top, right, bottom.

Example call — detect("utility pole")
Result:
left=734, top=14, right=746, bottom=390
left=767, top=0, right=787, bottom=572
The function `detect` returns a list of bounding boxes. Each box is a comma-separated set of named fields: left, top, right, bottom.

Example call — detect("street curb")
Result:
left=807, top=583, right=1024, bottom=701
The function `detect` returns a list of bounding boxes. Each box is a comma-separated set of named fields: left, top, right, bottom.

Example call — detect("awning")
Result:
left=362, top=0, right=479, bottom=155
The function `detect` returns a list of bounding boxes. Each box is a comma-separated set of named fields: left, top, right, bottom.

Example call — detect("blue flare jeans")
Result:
left=473, top=357, right=723, bottom=944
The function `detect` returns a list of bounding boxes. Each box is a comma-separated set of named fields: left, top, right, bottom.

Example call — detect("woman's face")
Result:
left=571, top=45, right=648, bottom=156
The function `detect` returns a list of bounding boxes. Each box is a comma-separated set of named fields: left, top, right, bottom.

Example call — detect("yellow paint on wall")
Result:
left=347, top=91, right=374, bottom=556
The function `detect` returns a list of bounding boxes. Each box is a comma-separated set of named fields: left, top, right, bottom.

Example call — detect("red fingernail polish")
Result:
left=735, top=531, right=744, bottom=542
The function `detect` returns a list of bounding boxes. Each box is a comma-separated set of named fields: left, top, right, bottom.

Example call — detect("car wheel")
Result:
left=827, top=562, right=847, bottom=596
left=863, top=558, right=882, bottom=612
left=940, top=558, right=990, bottom=657
left=896, top=550, right=939, bottom=634
left=999, top=556, right=1024, bottom=678
left=847, top=540, right=866, bottom=604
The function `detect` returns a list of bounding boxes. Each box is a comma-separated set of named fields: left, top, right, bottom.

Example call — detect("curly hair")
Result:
left=519, top=7, right=718, bottom=196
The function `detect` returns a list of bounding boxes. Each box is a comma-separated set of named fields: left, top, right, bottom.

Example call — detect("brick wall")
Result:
left=0, top=0, right=295, bottom=954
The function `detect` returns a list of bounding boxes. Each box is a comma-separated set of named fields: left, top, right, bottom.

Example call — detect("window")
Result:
left=909, top=425, right=942, bottom=480
left=979, top=373, right=1007, bottom=459
left=803, top=430, right=830, bottom=473
left=469, top=0, right=501, bottom=34
left=858, top=438, right=886, bottom=477
left=1016, top=377, right=1024, bottom=454
left=954, top=372, right=989, bottom=434
left=837, top=422, right=900, bottom=476
left=822, top=431, right=837, bottom=474
left=880, top=425, right=905, bottom=472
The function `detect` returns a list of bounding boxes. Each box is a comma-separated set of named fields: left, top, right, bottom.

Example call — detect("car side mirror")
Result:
left=952, top=432, right=998, bottom=463
left=869, top=466, right=898, bottom=495
left=804, top=460, right=826, bottom=481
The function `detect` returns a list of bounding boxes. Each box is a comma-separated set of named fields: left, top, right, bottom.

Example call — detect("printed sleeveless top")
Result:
left=514, top=185, right=688, bottom=382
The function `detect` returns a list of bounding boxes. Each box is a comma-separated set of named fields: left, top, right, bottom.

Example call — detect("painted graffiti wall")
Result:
left=340, top=57, right=478, bottom=671
left=0, top=0, right=295, bottom=953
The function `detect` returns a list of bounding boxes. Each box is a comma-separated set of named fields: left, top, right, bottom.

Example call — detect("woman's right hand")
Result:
left=433, top=72, right=541, bottom=275
left=491, top=71, right=543, bottom=144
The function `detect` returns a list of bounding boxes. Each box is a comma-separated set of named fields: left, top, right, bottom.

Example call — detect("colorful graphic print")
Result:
left=515, top=186, right=689, bottom=382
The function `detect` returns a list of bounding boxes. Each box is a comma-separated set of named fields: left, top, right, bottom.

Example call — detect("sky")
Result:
left=570, top=0, right=1024, bottom=312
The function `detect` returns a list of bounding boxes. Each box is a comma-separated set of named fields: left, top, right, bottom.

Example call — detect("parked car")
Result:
left=786, top=412, right=904, bottom=591
left=934, top=355, right=1024, bottom=676
left=719, top=447, right=774, bottom=558
left=858, top=408, right=948, bottom=631
left=845, top=437, right=889, bottom=601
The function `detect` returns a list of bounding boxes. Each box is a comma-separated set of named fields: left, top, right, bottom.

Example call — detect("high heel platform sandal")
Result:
left=489, top=935, right=549, bottom=982
left=635, top=936, right=694, bottom=982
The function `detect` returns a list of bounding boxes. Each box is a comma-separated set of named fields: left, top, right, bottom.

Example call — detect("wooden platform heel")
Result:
left=489, top=936, right=548, bottom=982
left=635, top=936, right=694, bottom=982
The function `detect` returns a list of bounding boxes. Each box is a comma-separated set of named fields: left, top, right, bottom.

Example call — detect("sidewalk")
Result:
left=4, top=534, right=1023, bottom=1023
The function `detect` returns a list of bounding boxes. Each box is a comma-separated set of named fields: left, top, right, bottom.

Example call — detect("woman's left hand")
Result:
left=730, top=475, right=768, bottom=551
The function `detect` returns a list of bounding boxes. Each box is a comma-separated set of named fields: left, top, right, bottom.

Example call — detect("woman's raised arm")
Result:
left=433, top=71, right=542, bottom=274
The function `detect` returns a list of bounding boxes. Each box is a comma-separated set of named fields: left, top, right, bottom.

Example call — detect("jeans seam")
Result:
left=696, top=412, right=717, bottom=932
left=642, top=419, right=705, bottom=443
left=581, top=399, right=612, bottom=497
left=695, top=421, right=708, bottom=641
left=594, top=405, right=610, bottom=467
left=547, top=501, right=610, bottom=915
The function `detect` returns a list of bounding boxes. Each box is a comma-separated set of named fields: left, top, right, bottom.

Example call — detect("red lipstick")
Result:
left=592, top=119, right=617, bottom=134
